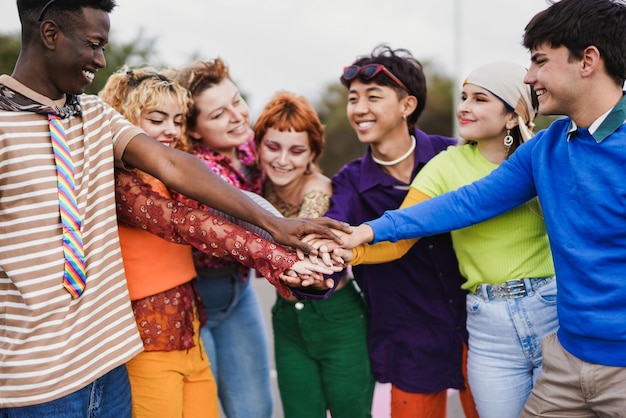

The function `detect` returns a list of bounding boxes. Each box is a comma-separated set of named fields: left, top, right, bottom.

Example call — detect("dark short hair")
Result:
left=340, top=44, right=428, bottom=128
left=17, top=0, right=116, bottom=40
left=523, top=0, right=626, bottom=87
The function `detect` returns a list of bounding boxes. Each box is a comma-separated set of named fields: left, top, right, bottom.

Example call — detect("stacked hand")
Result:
left=265, top=216, right=352, bottom=256
left=280, top=252, right=344, bottom=289
left=279, top=224, right=375, bottom=290
left=301, top=224, right=374, bottom=260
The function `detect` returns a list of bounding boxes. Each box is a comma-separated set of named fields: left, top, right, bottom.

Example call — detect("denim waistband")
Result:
left=277, top=279, right=361, bottom=311
left=195, top=266, right=240, bottom=279
left=475, top=276, right=555, bottom=301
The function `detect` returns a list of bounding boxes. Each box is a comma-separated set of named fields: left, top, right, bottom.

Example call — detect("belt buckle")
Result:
left=499, top=280, right=526, bottom=298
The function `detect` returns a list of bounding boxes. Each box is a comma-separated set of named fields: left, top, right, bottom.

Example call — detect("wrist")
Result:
left=364, top=225, right=374, bottom=243
left=258, top=211, right=279, bottom=236
left=355, top=224, right=374, bottom=245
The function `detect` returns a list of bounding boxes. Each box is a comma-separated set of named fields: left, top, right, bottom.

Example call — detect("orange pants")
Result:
left=390, top=343, right=478, bottom=418
left=126, top=317, right=218, bottom=418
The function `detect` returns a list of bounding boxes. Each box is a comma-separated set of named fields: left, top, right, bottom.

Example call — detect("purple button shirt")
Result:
left=325, top=129, right=469, bottom=393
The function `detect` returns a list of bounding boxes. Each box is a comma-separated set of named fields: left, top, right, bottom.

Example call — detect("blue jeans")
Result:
left=466, top=278, right=558, bottom=418
left=0, top=365, right=131, bottom=418
left=197, top=270, right=273, bottom=418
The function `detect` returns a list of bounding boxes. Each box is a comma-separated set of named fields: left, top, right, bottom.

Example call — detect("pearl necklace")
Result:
left=371, top=135, right=416, bottom=166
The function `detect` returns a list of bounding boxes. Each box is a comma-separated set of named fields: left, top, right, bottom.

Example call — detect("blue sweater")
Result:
left=368, top=95, right=626, bottom=366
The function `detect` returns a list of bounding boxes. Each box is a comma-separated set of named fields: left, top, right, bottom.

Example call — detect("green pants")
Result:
left=272, top=280, right=375, bottom=418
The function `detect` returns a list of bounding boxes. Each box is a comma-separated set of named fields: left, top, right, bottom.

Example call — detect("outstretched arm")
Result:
left=114, top=169, right=337, bottom=297
left=121, top=134, right=350, bottom=254
left=206, top=190, right=280, bottom=243
left=347, top=187, right=427, bottom=264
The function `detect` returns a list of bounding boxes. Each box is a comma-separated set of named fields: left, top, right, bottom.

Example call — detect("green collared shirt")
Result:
left=567, top=93, right=626, bottom=142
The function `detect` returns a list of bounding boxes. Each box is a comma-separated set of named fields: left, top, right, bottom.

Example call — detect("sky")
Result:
left=0, top=0, right=551, bottom=115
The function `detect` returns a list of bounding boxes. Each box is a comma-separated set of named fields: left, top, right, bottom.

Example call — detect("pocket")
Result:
left=271, top=296, right=293, bottom=316
left=313, top=285, right=368, bottom=322
left=534, top=278, right=557, bottom=305
left=466, top=293, right=483, bottom=315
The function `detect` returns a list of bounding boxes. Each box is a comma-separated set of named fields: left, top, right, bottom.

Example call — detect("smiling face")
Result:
left=48, top=7, right=109, bottom=98
left=346, top=79, right=407, bottom=145
left=457, top=83, right=515, bottom=143
left=258, top=127, right=313, bottom=188
left=137, top=94, right=184, bottom=147
left=188, top=78, right=250, bottom=154
left=524, top=43, right=579, bottom=118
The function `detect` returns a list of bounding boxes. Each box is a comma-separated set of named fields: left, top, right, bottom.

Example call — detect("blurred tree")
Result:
left=87, top=29, right=160, bottom=94
left=1, top=29, right=559, bottom=167
left=0, top=32, right=21, bottom=77
left=316, top=83, right=366, bottom=177
left=419, top=70, right=455, bottom=137
left=534, top=114, right=560, bottom=131
left=0, top=29, right=159, bottom=95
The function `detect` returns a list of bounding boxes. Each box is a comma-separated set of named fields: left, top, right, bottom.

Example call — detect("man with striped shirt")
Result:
left=0, top=1, right=345, bottom=416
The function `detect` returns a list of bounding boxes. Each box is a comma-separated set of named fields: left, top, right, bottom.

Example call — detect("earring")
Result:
left=304, top=162, right=313, bottom=175
left=402, top=114, right=407, bottom=121
left=503, top=129, right=514, bottom=154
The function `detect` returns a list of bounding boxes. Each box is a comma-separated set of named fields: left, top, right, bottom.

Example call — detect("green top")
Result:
left=413, top=144, right=554, bottom=292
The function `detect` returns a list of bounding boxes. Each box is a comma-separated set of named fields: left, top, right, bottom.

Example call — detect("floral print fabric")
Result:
left=115, top=169, right=297, bottom=298
left=173, top=138, right=263, bottom=273
left=131, top=282, right=205, bottom=351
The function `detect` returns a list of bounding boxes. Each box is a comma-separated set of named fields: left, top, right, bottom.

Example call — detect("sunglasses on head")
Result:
left=342, top=64, right=409, bottom=93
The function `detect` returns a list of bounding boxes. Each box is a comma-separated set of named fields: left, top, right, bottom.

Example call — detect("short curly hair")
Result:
left=99, top=66, right=192, bottom=152
left=340, top=44, right=427, bottom=129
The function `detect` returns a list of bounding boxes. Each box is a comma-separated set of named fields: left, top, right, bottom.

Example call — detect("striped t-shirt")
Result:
left=0, top=75, right=144, bottom=407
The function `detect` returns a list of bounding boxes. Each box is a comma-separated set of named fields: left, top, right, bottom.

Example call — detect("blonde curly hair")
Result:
left=99, top=65, right=193, bottom=152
